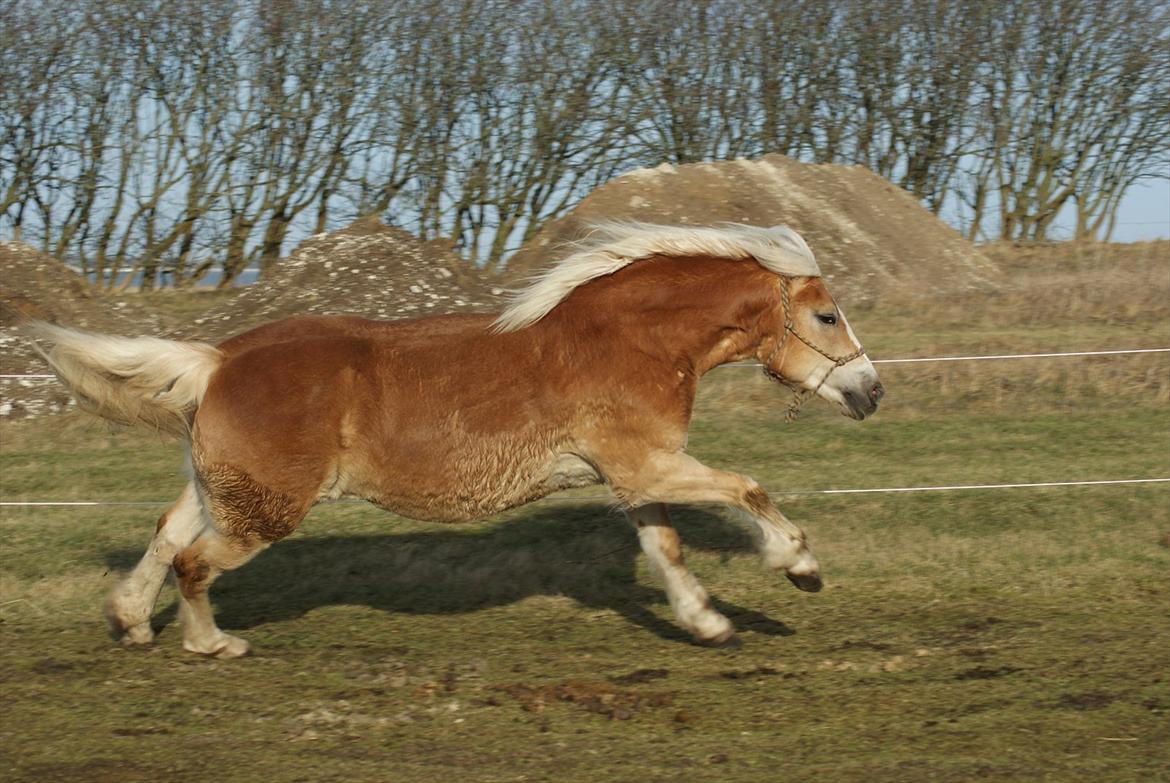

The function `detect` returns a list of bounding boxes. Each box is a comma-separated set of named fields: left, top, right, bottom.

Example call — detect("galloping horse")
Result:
left=32, top=223, right=883, bottom=656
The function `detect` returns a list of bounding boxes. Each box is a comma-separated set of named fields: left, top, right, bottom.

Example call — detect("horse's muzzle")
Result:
left=842, top=381, right=884, bottom=420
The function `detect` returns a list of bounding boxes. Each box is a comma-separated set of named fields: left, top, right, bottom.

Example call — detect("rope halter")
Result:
left=763, top=276, right=867, bottom=422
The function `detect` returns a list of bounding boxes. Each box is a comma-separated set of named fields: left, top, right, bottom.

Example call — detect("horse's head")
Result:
left=757, top=276, right=884, bottom=420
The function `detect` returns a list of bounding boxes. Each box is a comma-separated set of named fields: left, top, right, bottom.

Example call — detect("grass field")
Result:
left=1, top=242, right=1168, bottom=782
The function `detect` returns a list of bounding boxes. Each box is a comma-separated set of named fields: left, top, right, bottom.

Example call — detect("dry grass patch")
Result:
left=0, top=240, right=1168, bottom=782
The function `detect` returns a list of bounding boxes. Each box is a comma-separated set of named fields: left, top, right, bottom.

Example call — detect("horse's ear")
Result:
left=789, top=276, right=831, bottom=306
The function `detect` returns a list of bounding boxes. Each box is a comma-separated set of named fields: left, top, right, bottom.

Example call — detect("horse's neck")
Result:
left=538, top=255, right=776, bottom=377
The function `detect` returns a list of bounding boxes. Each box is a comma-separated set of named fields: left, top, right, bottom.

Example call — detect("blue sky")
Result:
left=937, top=169, right=1170, bottom=244
left=1107, top=177, right=1170, bottom=242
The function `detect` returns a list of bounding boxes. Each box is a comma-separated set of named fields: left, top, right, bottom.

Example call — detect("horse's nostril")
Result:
left=870, top=382, right=885, bottom=402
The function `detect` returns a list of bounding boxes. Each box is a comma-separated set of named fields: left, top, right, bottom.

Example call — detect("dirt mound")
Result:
left=194, top=217, right=502, bottom=340
left=0, top=241, right=167, bottom=416
left=1, top=220, right=505, bottom=420
left=0, top=242, right=161, bottom=333
left=504, top=154, right=999, bottom=302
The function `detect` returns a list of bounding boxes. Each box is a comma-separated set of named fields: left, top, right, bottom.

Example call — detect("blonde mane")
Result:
left=493, top=222, right=822, bottom=333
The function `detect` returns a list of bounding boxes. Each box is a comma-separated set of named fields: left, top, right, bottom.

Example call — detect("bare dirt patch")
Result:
left=608, top=667, right=669, bottom=685
left=954, top=666, right=1024, bottom=681
left=718, top=665, right=784, bottom=680
left=1053, top=691, right=1116, bottom=711
left=494, top=680, right=674, bottom=720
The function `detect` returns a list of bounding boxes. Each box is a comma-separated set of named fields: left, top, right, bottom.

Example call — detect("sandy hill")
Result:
left=193, top=217, right=502, bottom=341
left=504, top=154, right=1000, bottom=302
left=2, top=159, right=1006, bottom=420
left=1, top=221, right=503, bottom=417
left=0, top=242, right=162, bottom=333
left=0, top=242, right=171, bottom=416
left=0, top=241, right=166, bottom=370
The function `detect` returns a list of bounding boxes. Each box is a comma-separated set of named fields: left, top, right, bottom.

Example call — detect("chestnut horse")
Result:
left=32, top=223, right=883, bottom=657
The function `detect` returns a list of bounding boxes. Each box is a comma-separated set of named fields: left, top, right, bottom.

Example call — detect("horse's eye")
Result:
left=816, top=313, right=838, bottom=326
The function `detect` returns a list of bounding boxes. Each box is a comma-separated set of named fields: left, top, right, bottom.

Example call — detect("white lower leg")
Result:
left=174, top=530, right=263, bottom=658
left=177, top=591, right=250, bottom=658
left=105, top=483, right=204, bottom=644
left=105, top=559, right=169, bottom=645
left=628, top=505, right=734, bottom=644
left=653, top=549, right=733, bottom=642
left=739, top=509, right=820, bottom=576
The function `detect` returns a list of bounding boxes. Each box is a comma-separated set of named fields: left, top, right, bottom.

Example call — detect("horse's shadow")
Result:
left=105, top=505, right=794, bottom=645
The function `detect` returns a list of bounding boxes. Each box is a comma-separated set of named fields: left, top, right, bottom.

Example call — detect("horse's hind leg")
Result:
left=105, top=482, right=203, bottom=646
left=171, top=462, right=310, bottom=658
left=626, top=504, right=737, bottom=647
left=172, top=527, right=268, bottom=658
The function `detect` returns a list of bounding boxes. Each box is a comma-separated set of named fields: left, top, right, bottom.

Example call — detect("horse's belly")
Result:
left=540, top=453, right=603, bottom=492
left=344, top=450, right=602, bottom=523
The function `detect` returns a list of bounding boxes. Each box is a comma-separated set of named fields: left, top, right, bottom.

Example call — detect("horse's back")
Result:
left=201, top=312, right=520, bottom=456
left=192, top=313, right=577, bottom=523
left=215, top=312, right=498, bottom=356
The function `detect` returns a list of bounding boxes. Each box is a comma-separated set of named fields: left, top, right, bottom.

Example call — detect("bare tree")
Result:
left=4, top=0, right=1167, bottom=284
left=606, top=1, right=760, bottom=165
left=963, top=0, right=1169, bottom=241
left=441, top=0, right=631, bottom=266
left=1066, top=2, right=1170, bottom=239
left=0, top=1, right=83, bottom=244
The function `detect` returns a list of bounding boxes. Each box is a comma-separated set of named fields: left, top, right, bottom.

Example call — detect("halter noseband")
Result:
left=763, top=276, right=867, bottom=422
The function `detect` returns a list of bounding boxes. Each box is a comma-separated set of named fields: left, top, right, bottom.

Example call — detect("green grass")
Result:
left=2, top=240, right=1168, bottom=781
left=1, top=389, right=1168, bottom=782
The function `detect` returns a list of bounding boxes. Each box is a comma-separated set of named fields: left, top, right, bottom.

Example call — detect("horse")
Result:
left=30, top=222, right=884, bottom=657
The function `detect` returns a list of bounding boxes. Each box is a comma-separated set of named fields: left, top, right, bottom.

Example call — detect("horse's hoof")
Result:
left=104, top=598, right=150, bottom=643
left=700, top=632, right=743, bottom=650
left=118, top=622, right=156, bottom=646
left=184, top=633, right=251, bottom=659
left=213, top=636, right=252, bottom=659
left=106, top=609, right=154, bottom=646
left=786, top=572, right=823, bottom=593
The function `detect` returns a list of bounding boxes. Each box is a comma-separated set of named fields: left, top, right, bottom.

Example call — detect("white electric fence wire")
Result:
left=873, top=348, right=1170, bottom=364
left=717, top=347, right=1170, bottom=369
left=3, top=347, right=1168, bottom=381
left=2, top=478, right=1167, bottom=508
left=2, top=346, right=1167, bottom=507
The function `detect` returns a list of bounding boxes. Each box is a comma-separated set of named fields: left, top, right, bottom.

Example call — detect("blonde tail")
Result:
left=27, top=322, right=223, bottom=437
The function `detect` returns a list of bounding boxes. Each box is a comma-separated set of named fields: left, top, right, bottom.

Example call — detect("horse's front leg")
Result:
left=611, top=451, right=822, bottom=592
left=626, top=503, right=738, bottom=647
